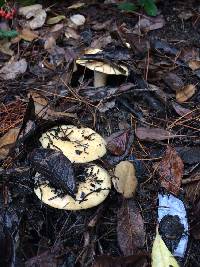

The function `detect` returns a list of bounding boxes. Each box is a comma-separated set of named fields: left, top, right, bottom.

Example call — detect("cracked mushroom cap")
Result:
left=76, top=48, right=129, bottom=75
left=34, top=164, right=111, bottom=210
left=40, top=125, right=106, bottom=163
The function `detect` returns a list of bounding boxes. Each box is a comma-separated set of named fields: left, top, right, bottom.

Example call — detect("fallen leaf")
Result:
left=0, top=40, right=14, bottom=56
left=133, top=15, right=165, bottom=34
left=188, top=60, right=200, bottom=71
left=47, top=15, right=66, bottom=25
left=25, top=244, right=66, bottom=267
left=191, top=200, right=200, bottom=239
left=176, top=84, right=196, bottom=103
left=0, top=128, right=20, bottom=160
left=0, top=58, right=27, bottom=80
left=135, top=127, right=174, bottom=141
left=176, top=146, right=200, bottom=164
left=180, top=47, right=199, bottom=62
left=172, top=102, right=192, bottom=117
left=106, top=130, right=130, bottom=156
left=19, top=4, right=47, bottom=30
left=113, top=161, right=138, bottom=198
left=158, top=146, right=184, bottom=195
left=163, top=72, right=184, bottom=91
left=183, top=169, right=200, bottom=203
left=67, top=3, right=85, bottom=9
left=152, top=231, right=179, bottom=267
left=28, top=91, right=77, bottom=120
left=93, top=254, right=148, bottom=267
left=20, top=28, right=38, bottom=41
left=65, top=27, right=80, bottom=40
left=117, top=199, right=145, bottom=255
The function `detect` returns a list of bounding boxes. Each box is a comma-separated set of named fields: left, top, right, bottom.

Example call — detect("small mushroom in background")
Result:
left=40, top=125, right=107, bottom=163
left=34, top=164, right=111, bottom=210
left=76, top=48, right=129, bottom=88
left=113, top=161, right=138, bottom=198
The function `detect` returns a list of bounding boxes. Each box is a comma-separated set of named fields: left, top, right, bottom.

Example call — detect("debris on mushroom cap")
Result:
left=34, top=164, right=111, bottom=210
left=40, top=125, right=107, bottom=163
left=76, top=48, right=129, bottom=75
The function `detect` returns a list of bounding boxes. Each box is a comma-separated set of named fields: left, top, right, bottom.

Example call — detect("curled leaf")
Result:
left=106, top=130, right=130, bottom=156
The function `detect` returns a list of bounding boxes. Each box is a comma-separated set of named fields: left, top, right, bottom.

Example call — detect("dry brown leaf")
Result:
left=133, top=15, right=165, bottom=34
left=113, top=161, right=138, bottom=198
left=28, top=91, right=76, bottom=120
left=106, top=130, right=130, bottom=156
left=0, top=128, right=20, bottom=160
left=176, top=84, right=196, bottom=103
left=0, top=40, right=14, bottom=56
left=188, top=60, right=200, bottom=71
left=135, top=127, right=174, bottom=141
left=117, top=199, right=145, bottom=255
left=20, top=28, right=38, bottom=42
left=158, top=146, right=184, bottom=195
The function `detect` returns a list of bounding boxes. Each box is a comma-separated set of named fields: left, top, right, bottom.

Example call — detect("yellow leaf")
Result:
left=152, top=231, right=179, bottom=267
left=47, top=15, right=66, bottom=25
left=176, top=84, right=196, bottom=103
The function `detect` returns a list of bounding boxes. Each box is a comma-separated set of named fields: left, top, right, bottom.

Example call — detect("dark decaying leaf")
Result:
left=117, top=199, right=145, bottom=256
left=134, top=15, right=165, bottom=33
left=176, top=146, right=200, bottom=164
left=163, top=72, right=184, bottom=91
left=25, top=244, right=66, bottom=267
left=93, top=254, right=148, bottom=267
left=135, top=127, right=174, bottom=141
left=158, top=146, right=184, bottom=195
left=191, top=200, right=200, bottom=240
left=106, top=129, right=130, bottom=156
left=29, top=148, right=76, bottom=196
left=104, top=131, right=134, bottom=166
left=0, top=224, right=15, bottom=267
left=172, top=102, right=192, bottom=117
left=183, top=168, right=200, bottom=204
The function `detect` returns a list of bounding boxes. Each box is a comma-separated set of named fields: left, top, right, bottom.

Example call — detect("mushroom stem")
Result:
left=94, top=71, right=107, bottom=88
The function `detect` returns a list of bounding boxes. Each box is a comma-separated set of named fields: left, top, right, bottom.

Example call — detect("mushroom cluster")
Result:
left=34, top=125, right=111, bottom=210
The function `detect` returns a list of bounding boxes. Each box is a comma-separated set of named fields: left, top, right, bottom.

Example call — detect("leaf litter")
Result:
left=0, top=0, right=200, bottom=266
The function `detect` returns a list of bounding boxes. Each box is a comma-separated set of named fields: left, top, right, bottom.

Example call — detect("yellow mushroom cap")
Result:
left=34, top=164, right=111, bottom=210
left=40, top=125, right=107, bottom=163
left=76, top=48, right=129, bottom=76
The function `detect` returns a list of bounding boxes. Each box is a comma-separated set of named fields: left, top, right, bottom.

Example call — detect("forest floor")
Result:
left=0, top=0, right=200, bottom=266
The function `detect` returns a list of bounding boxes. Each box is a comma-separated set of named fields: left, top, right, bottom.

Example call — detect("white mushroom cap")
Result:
left=76, top=48, right=129, bottom=75
left=40, top=125, right=106, bottom=163
left=34, top=164, right=111, bottom=210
